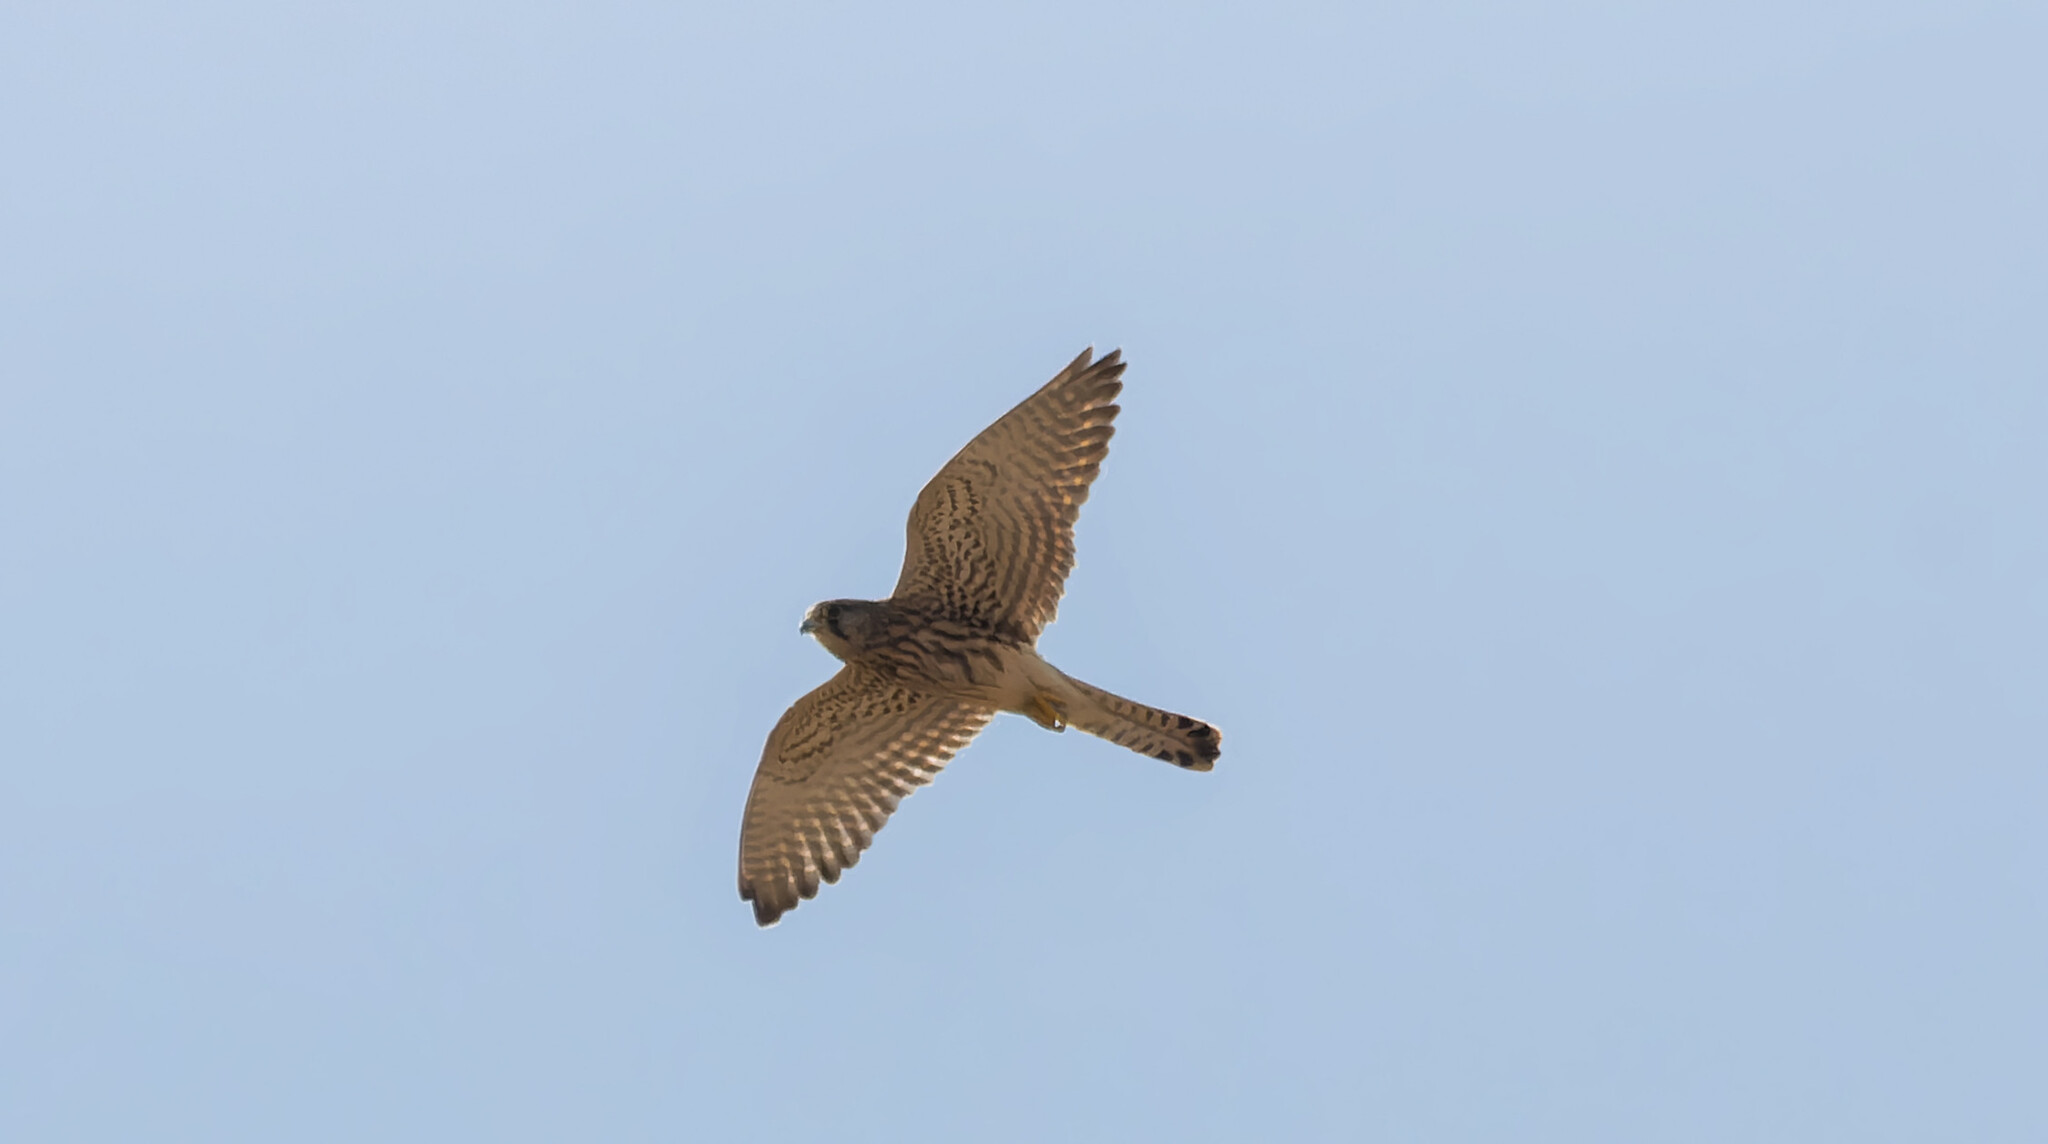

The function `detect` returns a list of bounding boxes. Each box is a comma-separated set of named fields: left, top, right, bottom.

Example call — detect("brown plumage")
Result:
left=738, top=348, right=1220, bottom=927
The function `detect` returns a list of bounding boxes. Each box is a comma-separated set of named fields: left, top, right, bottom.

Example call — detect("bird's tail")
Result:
left=1060, top=675, right=1220, bottom=771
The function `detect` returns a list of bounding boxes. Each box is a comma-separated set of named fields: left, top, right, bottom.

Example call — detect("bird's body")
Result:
left=738, top=349, right=1220, bottom=926
left=801, top=598, right=1038, bottom=712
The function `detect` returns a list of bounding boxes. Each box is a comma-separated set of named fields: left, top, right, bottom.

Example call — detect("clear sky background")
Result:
left=4, top=3, right=2043, bottom=1141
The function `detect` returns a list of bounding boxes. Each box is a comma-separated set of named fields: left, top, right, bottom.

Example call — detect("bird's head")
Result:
left=800, top=599, right=879, bottom=660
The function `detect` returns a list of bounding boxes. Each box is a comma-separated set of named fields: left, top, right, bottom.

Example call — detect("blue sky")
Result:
left=4, top=3, right=2044, bottom=1140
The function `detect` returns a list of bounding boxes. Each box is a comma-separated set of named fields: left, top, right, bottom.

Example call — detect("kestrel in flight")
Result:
left=737, top=348, right=1220, bottom=926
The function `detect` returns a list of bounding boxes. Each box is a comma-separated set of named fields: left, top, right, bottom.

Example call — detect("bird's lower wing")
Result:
left=738, top=665, right=996, bottom=926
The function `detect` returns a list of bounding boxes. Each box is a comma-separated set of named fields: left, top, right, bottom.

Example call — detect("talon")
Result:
left=1026, top=693, right=1068, bottom=732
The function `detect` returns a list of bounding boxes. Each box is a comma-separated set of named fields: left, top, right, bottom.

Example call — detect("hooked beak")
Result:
left=799, top=615, right=819, bottom=636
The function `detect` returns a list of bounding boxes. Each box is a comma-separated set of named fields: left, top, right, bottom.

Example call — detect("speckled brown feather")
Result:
left=892, top=347, right=1123, bottom=641
left=738, top=666, right=994, bottom=926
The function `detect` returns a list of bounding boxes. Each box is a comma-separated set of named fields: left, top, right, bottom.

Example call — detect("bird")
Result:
left=737, top=348, right=1220, bottom=926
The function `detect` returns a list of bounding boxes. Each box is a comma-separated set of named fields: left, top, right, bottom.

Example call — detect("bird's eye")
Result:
left=826, top=605, right=841, bottom=621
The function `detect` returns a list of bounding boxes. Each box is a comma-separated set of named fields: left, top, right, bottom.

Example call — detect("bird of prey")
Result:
left=737, top=348, right=1221, bottom=926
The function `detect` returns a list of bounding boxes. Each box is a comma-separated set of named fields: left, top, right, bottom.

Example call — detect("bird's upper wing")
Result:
left=738, top=665, right=996, bottom=926
left=891, top=348, right=1123, bottom=641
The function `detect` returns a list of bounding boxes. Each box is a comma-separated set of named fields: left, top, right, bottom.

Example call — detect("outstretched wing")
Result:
left=738, top=665, right=996, bottom=926
left=892, top=347, right=1123, bottom=641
